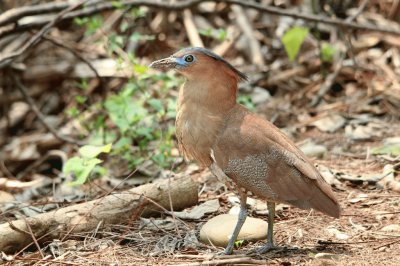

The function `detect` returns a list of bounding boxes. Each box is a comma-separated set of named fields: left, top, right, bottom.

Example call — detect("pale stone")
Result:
left=315, top=253, right=340, bottom=260
left=199, top=214, right=268, bottom=247
left=300, top=141, right=327, bottom=158
left=0, top=190, right=14, bottom=203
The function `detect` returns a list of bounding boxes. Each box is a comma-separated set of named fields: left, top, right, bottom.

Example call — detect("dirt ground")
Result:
left=2, top=1, right=400, bottom=265
left=4, top=127, right=400, bottom=266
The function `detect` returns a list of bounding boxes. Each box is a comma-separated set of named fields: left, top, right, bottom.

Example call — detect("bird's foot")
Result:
left=218, top=246, right=234, bottom=255
left=248, top=243, right=289, bottom=255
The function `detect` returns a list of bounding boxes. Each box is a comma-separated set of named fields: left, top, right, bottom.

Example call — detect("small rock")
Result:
left=229, top=205, right=241, bottom=215
left=251, top=87, right=271, bottom=104
left=312, top=114, right=346, bottom=133
left=0, top=191, right=14, bottom=204
left=140, top=217, right=176, bottom=230
left=326, top=228, right=349, bottom=240
left=348, top=193, right=368, bottom=203
left=345, top=124, right=373, bottom=140
left=300, top=141, right=327, bottom=158
left=314, top=253, right=340, bottom=260
left=199, top=214, right=268, bottom=247
left=317, top=165, right=342, bottom=186
left=174, top=199, right=220, bottom=220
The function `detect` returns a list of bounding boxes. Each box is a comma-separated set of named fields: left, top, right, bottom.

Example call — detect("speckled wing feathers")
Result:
left=212, top=105, right=340, bottom=218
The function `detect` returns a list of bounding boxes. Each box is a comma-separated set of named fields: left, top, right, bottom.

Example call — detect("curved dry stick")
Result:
left=13, top=75, right=85, bottom=145
left=1, top=0, right=400, bottom=38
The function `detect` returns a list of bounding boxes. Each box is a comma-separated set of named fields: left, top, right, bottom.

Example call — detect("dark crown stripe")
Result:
left=175, top=47, right=249, bottom=82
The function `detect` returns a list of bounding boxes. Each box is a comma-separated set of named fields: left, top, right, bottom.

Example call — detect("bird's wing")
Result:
left=212, top=105, right=340, bottom=217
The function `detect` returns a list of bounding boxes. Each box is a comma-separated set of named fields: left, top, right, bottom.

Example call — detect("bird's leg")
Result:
left=223, top=190, right=247, bottom=255
left=254, top=201, right=279, bottom=254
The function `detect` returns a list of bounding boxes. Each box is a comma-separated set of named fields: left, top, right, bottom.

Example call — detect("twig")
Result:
left=7, top=220, right=30, bottom=236
left=346, top=0, right=369, bottom=23
left=12, top=75, right=85, bottom=145
left=116, top=195, right=148, bottom=245
left=0, top=176, right=46, bottom=190
left=0, top=1, right=80, bottom=27
left=373, top=238, right=400, bottom=250
left=11, top=257, right=80, bottom=266
left=231, top=5, right=264, bottom=66
left=23, top=218, right=44, bottom=259
left=336, top=162, right=400, bottom=184
left=168, top=257, right=267, bottom=266
left=1, top=0, right=400, bottom=39
left=183, top=9, right=204, bottom=47
left=310, top=53, right=345, bottom=107
left=41, top=35, right=102, bottom=81
left=311, top=1, right=369, bottom=107
left=0, top=1, right=87, bottom=68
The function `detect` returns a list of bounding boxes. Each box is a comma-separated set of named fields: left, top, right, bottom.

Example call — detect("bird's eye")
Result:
left=184, top=55, right=194, bottom=62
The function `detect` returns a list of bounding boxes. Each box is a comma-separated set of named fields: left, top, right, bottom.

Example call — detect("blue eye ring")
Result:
left=184, top=54, right=194, bottom=63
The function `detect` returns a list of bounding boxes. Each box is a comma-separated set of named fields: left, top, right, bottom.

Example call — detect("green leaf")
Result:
left=129, top=32, right=155, bottom=42
left=371, top=145, right=400, bottom=156
left=133, top=64, right=148, bottom=75
left=73, top=17, right=89, bottom=26
left=321, top=43, right=336, bottom=63
left=234, top=240, right=245, bottom=248
left=75, top=95, right=87, bottom=105
left=217, top=29, right=227, bottom=42
left=71, top=158, right=102, bottom=186
left=131, top=7, right=146, bottom=18
left=89, top=130, right=117, bottom=145
left=79, top=143, right=112, bottom=158
left=166, top=98, right=177, bottom=118
left=65, top=107, right=79, bottom=118
left=199, top=28, right=213, bottom=37
left=111, top=1, right=124, bottom=9
left=237, top=95, right=255, bottom=111
left=282, top=26, right=309, bottom=61
left=105, top=95, right=148, bottom=133
left=135, top=127, right=153, bottom=140
left=63, top=157, right=102, bottom=186
left=148, top=98, right=163, bottom=112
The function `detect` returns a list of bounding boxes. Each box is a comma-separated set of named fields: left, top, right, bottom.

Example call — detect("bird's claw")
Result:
left=218, top=247, right=234, bottom=255
left=248, top=243, right=287, bottom=255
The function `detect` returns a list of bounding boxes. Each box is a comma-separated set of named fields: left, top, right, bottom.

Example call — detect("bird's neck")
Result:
left=175, top=79, right=238, bottom=167
left=179, top=78, right=237, bottom=114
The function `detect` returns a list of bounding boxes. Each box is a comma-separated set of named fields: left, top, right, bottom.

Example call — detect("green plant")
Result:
left=238, top=94, right=256, bottom=111
left=282, top=26, right=309, bottom=61
left=74, top=16, right=104, bottom=36
left=199, top=28, right=227, bottom=42
left=321, top=42, right=336, bottom=63
left=67, top=15, right=184, bottom=184
left=371, top=145, right=400, bottom=156
left=63, top=144, right=112, bottom=186
left=234, top=239, right=245, bottom=248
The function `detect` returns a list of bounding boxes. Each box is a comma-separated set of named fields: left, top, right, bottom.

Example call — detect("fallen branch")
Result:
left=0, top=1, right=72, bottom=27
left=0, top=176, right=198, bottom=254
left=42, top=35, right=103, bottom=82
left=183, top=9, right=204, bottom=48
left=310, top=0, right=368, bottom=107
left=169, top=257, right=267, bottom=266
left=13, top=75, right=85, bottom=146
left=336, top=162, right=400, bottom=186
left=0, top=1, right=88, bottom=68
left=310, top=53, right=345, bottom=107
left=232, top=5, right=264, bottom=66
left=1, top=0, right=400, bottom=40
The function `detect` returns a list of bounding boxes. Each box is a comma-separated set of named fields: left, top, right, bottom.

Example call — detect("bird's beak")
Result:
left=149, top=57, right=178, bottom=70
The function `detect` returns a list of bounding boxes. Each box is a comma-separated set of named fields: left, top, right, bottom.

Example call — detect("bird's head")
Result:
left=149, top=47, right=248, bottom=84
